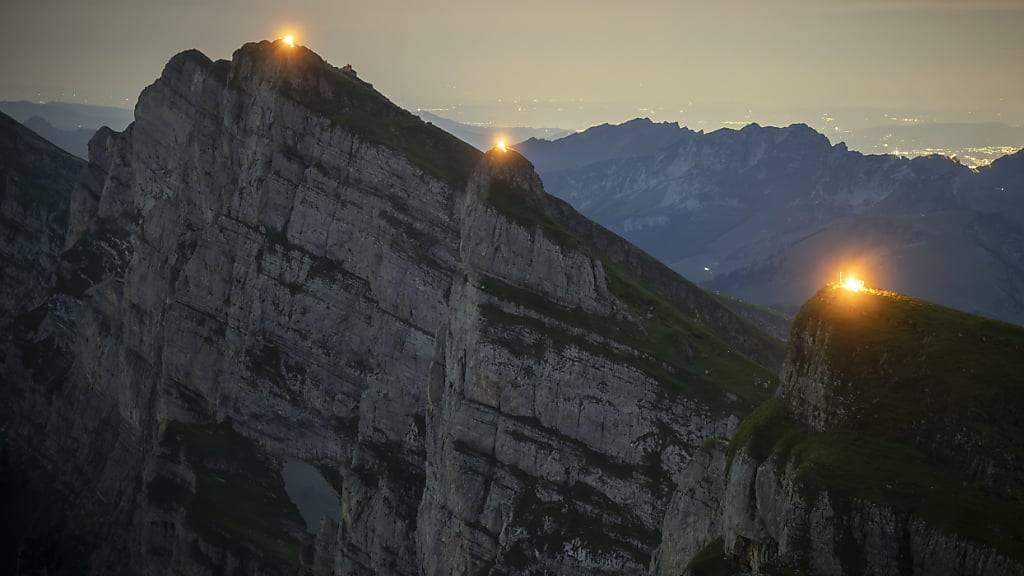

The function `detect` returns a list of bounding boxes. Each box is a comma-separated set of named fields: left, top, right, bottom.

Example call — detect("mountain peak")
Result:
left=784, top=284, right=1024, bottom=468
left=474, top=148, right=545, bottom=201
left=145, top=40, right=480, bottom=186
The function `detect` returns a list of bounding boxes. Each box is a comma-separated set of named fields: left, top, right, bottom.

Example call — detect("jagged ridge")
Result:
left=1, top=39, right=786, bottom=576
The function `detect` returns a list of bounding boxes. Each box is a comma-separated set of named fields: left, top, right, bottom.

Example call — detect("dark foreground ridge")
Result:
left=655, top=285, right=1024, bottom=575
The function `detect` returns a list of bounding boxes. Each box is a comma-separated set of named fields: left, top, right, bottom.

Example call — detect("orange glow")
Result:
left=842, top=277, right=865, bottom=292
left=494, top=138, right=508, bottom=152
left=839, top=271, right=866, bottom=292
left=281, top=34, right=296, bottom=47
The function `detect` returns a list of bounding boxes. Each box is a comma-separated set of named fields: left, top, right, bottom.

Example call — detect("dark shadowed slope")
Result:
left=0, top=111, right=83, bottom=322
left=656, top=285, right=1024, bottom=575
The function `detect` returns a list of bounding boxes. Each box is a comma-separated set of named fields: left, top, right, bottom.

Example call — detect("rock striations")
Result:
left=2, top=40, right=1021, bottom=576
left=1, top=40, right=782, bottom=575
left=654, top=286, right=1024, bottom=575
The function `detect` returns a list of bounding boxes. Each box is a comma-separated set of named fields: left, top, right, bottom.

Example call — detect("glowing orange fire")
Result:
left=839, top=272, right=865, bottom=292
left=281, top=34, right=296, bottom=47
left=494, top=138, right=508, bottom=152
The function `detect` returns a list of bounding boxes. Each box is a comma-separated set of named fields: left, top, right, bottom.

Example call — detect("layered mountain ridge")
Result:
left=1, top=40, right=781, bottom=575
left=516, top=120, right=1024, bottom=325
left=414, top=111, right=571, bottom=151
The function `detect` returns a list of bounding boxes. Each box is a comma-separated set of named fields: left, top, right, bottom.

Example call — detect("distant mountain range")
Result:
left=17, top=115, right=93, bottom=158
left=415, top=110, right=571, bottom=150
left=517, top=119, right=1024, bottom=324
left=0, top=100, right=133, bottom=131
left=0, top=101, right=133, bottom=159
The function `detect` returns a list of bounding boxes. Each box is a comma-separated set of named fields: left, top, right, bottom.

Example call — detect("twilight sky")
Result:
left=1, top=0, right=1022, bottom=130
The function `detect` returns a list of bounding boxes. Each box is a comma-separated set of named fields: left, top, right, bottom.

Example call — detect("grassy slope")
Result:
left=478, top=168, right=779, bottom=414
left=224, top=42, right=782, bottom=412
left=230, top=41, right=783, bottom=386
left=733, top=286, right=1024, bottom=560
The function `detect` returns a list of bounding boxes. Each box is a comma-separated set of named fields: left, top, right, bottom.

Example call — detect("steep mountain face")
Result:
left=0, top=111, right=90, bottom=575
left=0, top=111, right=83, bottom=323
left=0, top=41, right=784, bottom=576
left=654, top=286, right=1024, bottom=575
left=517, top=121, right=1024, bottom=325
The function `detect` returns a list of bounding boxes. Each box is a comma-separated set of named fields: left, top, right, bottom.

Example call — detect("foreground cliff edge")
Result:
left=1, top=39, right=782, bottom=575
left=655, top=285, right=1024, bottom=575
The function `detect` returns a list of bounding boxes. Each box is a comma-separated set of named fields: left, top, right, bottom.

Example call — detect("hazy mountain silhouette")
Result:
left=416, top=110, right=570, bottom=150
left=0, top=100, right=133, bottom=131
left=519, top=121, right=1024, bottom=323
left=20, top=115, right=93, bottom=158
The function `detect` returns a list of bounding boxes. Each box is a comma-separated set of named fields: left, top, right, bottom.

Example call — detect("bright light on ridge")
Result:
left=839, top=272, right=866, bottom=292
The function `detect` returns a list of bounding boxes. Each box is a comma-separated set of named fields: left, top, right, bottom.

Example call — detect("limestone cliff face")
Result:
left=1, top=41, right=782, bottom=575
left=654, top=287, right=1024, bottom=576
left=414, top=152, right=765, bottom=575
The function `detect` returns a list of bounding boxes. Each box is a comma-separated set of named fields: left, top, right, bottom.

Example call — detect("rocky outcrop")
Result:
left=654, top=286, right=1024, bottom=575
left=1, top=40, right=782, bottom=576
left=414, top=151, right=774, bottom=575
left=0, top=111, right=83, bottom=322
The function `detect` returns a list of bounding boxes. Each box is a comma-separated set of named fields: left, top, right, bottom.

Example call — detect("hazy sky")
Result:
left=1, top=0, right=1022, bottom=130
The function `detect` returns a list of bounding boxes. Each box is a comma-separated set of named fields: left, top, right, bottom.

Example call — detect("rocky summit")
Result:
left=0, top=40, right=781, bottom=575
left=0, top=39, right=1021, bottom=576
left=655, top=286, right=1024, bottom=575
